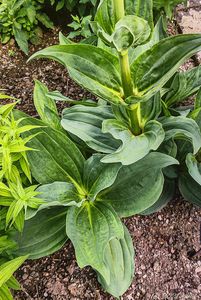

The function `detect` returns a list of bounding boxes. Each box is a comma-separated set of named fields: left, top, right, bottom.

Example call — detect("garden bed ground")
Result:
left=0, top=1, right=201, bottom=299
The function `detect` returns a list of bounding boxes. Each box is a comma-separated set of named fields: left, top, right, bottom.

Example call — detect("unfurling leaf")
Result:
left=112, top=15, right=151, bottom=53
left=101, top=119, right=165, bottom=165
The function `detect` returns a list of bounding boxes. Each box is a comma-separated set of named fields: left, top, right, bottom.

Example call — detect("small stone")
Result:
left=158, top=215, right=162, bottom=221
left=22, top=274, right=28, bottom=280
left=195, top=266, right=201, bottom=274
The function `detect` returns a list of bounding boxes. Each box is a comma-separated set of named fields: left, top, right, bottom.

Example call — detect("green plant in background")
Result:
left=0, top=246, right=27, bottom=300
left=0, top=96, right=38, bottom=299
left=51, top=0, right=98, bottom=16
left=0, top=101, right=44, bottom=232
left=0, top=0, right=53, bottom=54
left=67, top=15, right=93, bottom=39
left=0, top=217, right=27, bottom=299
left=153, top=0, right=187, bottom=18
left=9, top=0, right=201, bottom=298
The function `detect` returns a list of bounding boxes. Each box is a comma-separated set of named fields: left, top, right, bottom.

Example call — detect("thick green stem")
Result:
left=113, top=0, right=125, bottom=22
left=113, top=0, right=141, bottom=135
left=128, top=105, right=141, bottom=135
left=119, top=52, right=133, bottom=98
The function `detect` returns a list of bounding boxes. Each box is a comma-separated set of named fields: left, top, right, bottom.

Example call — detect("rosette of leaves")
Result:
left=13, top=0, right=201, bottom=297
left=13, top=107, right=178, bottom=298
left=0, top=0, right=53, bottom=54
left=29, top=0, right=201, bottom=166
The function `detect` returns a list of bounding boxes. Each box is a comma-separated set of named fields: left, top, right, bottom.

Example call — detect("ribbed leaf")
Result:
left=101, top=119, right=165, bottom=165
left=61, top=105, right=120, bottom=153
left=99, top=152, right=178, bottom=216
left=140, top=92, right=161, bottom=126
left=0, top=256, right=27, bottom=287
left=130, top=34, right=201, bottom=102
left=14, top=111, right=85, bottom=186
left=33, top=80, right=61, bottom=130
left=0, top=284, right=13, bottom=300
left=29, top=45, right=123, bottom=105
left=66, top=202, right=124, bottom=283
left=14, top=207, right=67, bottom=259
left=97, top=225, right=134, bottom=298
left=125, top=0, right=153, bottom=29
left=26, top=181, right=81, bottom=219
left=164, top=66, right=201, bottom=106
left=83, top=154, right=121, bottom=200
left=95, top=0, right=115, bottom=35
left=6, top=276, right=20, bottom=290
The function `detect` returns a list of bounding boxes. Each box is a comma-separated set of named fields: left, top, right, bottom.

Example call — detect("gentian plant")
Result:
left=12, top=0, right=201, bottom=298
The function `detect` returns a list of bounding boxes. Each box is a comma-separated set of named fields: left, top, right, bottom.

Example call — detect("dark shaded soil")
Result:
left=0, top=2, right=201, bottom=299
left=0, top=27, right=93, bottom=117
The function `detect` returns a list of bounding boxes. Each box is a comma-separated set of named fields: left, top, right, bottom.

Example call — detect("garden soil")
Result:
left=0, top=1, right=201, bottom=299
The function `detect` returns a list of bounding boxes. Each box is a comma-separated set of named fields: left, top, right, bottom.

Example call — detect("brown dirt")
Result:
left=0, top=27, right=94, bottom=117
left=14, top=196, right=201, bottom=300
left=0, top=3, right=201, bottom=300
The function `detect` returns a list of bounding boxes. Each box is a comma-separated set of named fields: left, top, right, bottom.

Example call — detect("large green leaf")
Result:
left=141, top=177, right=175, bottom=215
left=66, top=202, right=124, bottom=283
left=33, top=80, right=62, bottom=131
left=160, top=116, right=201, bottom=154
left=179, top=172, right=201, bottom=207
left=29, top=45, right=123, bottom=105
left=97, top=225, right=134, bottom=298
left=99, top=152, right=178, bottom=216
left=164, top=65, right=201, bottom=107
left=61, top=105, right=120, bottom=153
left=14, top=207, right=67, bottom=259
left=101, top=119, right=165, bottom=165
left=129, top=34, right=201, bottom=103
left=83, top=154, right=121, bottom=200
left=14, top=112, right=85, bottom=186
